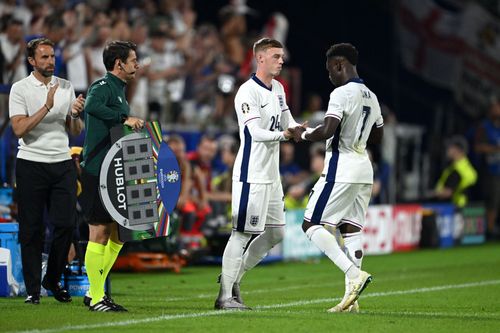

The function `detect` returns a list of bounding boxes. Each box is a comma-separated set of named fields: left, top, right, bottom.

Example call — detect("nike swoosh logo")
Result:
left=261, top=103, right=269, bottom=108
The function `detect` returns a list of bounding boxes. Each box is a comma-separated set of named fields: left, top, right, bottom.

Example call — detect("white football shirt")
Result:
left=233, top=74, right=298, bottom=184
left=322, top=78, right=383, bottom=184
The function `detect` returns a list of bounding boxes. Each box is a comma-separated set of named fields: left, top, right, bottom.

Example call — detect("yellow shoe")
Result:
left=342, top=271, right=372, bottom=311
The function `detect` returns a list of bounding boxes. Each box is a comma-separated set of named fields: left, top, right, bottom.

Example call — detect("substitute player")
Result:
left=291, top=43, right=383, bottom=312
left=214, top=38, right=303, bottom=310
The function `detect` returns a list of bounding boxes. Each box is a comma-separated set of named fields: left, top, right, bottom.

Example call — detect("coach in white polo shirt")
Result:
left=9, top=37, right=85, bottom=305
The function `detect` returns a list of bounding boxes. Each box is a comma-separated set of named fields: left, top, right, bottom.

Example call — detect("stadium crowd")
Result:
left=1, top=0, right=499, bottom=261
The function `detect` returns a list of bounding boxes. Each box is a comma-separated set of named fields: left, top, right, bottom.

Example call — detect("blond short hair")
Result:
left=253, top=37, right=283, bottom=55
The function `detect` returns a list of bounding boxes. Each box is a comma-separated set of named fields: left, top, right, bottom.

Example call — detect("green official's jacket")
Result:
left=81, top=72, right=129, bottom=176
left=436, top=157, right=477, bottom=208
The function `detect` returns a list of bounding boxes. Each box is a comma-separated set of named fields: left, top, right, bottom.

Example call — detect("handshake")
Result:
left=285, top=121, right=308, bottom=142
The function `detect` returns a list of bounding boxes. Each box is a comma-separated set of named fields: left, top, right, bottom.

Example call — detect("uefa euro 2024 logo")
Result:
left=166, top=170, right=179, bottom=183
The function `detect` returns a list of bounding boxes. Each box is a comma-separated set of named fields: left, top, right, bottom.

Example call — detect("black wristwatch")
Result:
left=120, top=114, right=128, bottom=124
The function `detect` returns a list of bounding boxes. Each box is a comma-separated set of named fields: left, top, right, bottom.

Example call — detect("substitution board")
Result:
left=98, top=121, right=181, bottom=239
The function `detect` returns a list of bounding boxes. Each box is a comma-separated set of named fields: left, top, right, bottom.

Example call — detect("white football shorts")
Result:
left=304, top=177, right=372, bottom=229
left=232, top=180, right=285, bottom=234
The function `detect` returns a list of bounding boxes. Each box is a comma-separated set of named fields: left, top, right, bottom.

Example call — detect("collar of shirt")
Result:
left=27, top=72, right=58, bottom=87
left=251, top=73, right=272, bottom=91
left=105, top=72, right=127, bottom=89
left=346, top=78, right=364, bottom=84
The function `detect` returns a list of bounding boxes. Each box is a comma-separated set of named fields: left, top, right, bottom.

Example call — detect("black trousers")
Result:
left=16, top=158, right=77, bottom=295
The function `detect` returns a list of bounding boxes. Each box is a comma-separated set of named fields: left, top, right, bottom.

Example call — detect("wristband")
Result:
left=120, top=114, right=128, bottom=124
left=70, top=112, right=79, bottom=119
left=44, top=104, right=50, bottom=112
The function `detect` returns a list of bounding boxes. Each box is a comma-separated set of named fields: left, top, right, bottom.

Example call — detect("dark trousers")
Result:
left=16, top=158, right=77, bottom=295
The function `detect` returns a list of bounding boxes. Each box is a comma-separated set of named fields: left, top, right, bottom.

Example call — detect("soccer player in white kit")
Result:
left=214, top=38, right=302, bottom=310
left=292, top=43, right=383, bottom=312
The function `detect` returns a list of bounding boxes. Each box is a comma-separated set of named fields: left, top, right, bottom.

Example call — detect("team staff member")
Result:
left=80, top=40, right=144, bottom=312
left=9, top=37, right=85, bottom=305
left=434, top=136, right=477, bottom=208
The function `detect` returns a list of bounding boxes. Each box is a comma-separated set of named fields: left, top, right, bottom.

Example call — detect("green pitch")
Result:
left=2, top=243, right=499, bottom=333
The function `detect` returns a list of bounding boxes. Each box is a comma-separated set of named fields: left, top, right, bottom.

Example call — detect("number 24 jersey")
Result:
left=233, top=74, right=296, bottom=184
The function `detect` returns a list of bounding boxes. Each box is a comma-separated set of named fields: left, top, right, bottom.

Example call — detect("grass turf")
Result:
left=1, top=243, right=499, bottom=333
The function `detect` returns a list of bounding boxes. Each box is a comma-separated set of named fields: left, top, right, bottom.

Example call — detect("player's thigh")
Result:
left=340, top=184, right=372, bottom=229
left=305, top=180, right=359, bottom=227
left=266, top=180, right=285, bottom=227
left=232, top=181, right=270, bottom=234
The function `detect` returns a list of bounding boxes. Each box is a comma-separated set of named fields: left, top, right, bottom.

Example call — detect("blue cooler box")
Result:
left=65, top=275, right=89, bottom=296
left=0, top=223, right=23, bottom=287
left=0, top=265, right=8, bottom=296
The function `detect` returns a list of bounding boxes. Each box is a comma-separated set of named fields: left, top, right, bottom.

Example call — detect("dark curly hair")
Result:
left=326, top=43, right=358, bottom=66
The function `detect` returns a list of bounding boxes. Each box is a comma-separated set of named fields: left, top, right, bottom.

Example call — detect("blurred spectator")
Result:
left=187, top=134, right=218, bottom=232
left=302, top=93, right=327, bottom=128
left=380, top=105, right=397, bottom=203
left=279, top=141, right=308, bottom=190
left=367, top=148, right=391, bottom=204
left=26, top=2, right=50, bottom=37
left=174, top=0, right=196, bottom=52
left=218, top=3, right=247, bottom=68
left=167, top=134, right=197, bottom=232
left=63, top=8, right=88, bottom=96
left=84, top=14, right=111, bottom=83
left=380, top=105, right=397, bottom=169
left=475, top=99, right=500, bottom=238
left=146, top=29, right=171, bottom=121
left=146, top=29, right=186, bottom=124
left=47, top=0, right=66, bottom=13
left=188, top=134, right=218, bottom=193
left=27, top=13, right=67, bottom=78
left=210, top=140, right=238, bottom=217
left=0, top=15, right=27, bottom=133
left=158, top=0, right=196, bottom=39
left=215, top=4, right=250, bottom=124
left=262, top=12, right=289, bottom=50
left=308, top=142, right=326, bottom=182
left=0, top=0, right=32, bottom=31
left=188, top=24, right=223, bottom=124
left=284, top=142, right=325, bottom=210
left=0, top=16, right=26, bottom=84
left=284, top=184, right=308, bottom=210
left=431, top=136, right=477, bottom=208
left=128, top=19, right=150, bottom=119
left=111, top=18, right=131, bottom=41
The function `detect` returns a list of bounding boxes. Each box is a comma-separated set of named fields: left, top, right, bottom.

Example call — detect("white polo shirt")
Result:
left=9, top=73, right=75, bottom=163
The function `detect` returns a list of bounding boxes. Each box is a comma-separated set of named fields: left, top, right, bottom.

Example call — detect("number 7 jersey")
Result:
left=323, top=78, right=384, bottom=184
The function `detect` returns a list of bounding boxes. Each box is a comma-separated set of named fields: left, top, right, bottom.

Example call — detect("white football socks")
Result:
left=343, top=231, right=363, bottom=269
left=235, top=227, right=285, bottom=283
left=342, top=231, right=363, bottom=293
left=220, top=231, right=252, bottom=299
left=305, top=225, right=359, bottom=278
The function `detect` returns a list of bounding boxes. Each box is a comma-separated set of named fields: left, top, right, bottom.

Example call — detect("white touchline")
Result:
left=12, top=279, right=500, bottom=333
left=160, top=271, right=436, bottom=302
left=270, top=309, right=500, bottom=319
left=254, top=279, right=500, bottom=309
